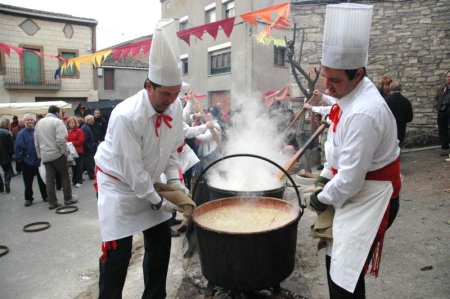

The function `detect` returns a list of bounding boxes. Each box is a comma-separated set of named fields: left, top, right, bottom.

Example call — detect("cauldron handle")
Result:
left=192, top=153, right=305, bottom=213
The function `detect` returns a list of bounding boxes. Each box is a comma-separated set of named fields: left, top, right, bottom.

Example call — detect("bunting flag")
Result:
left=112, top=39, right=152, bottom=60
left=255, top=34, right=286, bottom=47
left=240, top=2, right=291, bottom=43
left=177, top=17, right=235, bottom=46
left=0, top=42, right=24, bottom=57
left=62, top=50, right=111, bottom=72
left=240, top=2, right=290, bottom=25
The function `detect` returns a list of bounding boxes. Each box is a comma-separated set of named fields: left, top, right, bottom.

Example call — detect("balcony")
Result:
left=3, top=67, right=61, bottom=90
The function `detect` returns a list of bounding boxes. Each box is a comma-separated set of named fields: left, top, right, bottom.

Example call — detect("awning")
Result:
left=262, top=85, right=290, bottom=107
left=0, top=101, right=72, bottom=116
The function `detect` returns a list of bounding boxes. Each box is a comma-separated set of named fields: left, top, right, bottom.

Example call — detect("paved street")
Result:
left=0, top=170, right=184, bottom=299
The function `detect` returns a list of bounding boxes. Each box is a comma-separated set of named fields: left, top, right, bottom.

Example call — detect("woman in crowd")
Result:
left=66, top=117, right=84, bottom=188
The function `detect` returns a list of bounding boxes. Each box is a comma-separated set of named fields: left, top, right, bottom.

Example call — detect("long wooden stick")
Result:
left=276, top=123, right=328, bottom=181
left=284, top=93, right=318, bottom=132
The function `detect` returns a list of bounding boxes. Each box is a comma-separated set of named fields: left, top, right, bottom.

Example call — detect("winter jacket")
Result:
left=81, top=123, right=95, bottom=154
left=67, top=127, right=85, bottom=154
left=34, top=113, right=68, bottom=163
left=0, top=128, right=14, bottom=164
left=14, top=128, right=41, bottom=167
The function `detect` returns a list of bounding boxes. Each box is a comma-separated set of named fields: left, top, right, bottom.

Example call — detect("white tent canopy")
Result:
left=0, top=101, right=72, bottom=116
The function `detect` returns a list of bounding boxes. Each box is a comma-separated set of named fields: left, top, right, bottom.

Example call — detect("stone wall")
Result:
left=290, top=0, right=450, bottom=140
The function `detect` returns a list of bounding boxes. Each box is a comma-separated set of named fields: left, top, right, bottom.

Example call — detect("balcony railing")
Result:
left=3, top=67, right=61, bottom=90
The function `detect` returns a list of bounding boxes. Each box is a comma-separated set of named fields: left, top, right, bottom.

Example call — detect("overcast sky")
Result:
left=1, top=0, right=161, bottom=49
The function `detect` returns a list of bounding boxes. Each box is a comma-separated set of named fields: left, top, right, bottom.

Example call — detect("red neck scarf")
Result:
left=329, top=103, right=341, bottom=132
left=155, top=114, right=173, bottom=137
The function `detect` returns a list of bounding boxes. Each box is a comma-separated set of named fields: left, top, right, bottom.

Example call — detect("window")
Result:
left=179, top=16, right=188, bottom=31
left=210, top=48, right=231, bottom=75
left=223, top=1, right=235, bottom=18
left=59, top=50, right=79, bottom=77
left=104, top=68, right=115, bottom=90
left=205, top=3, right=216, bottom=23
left=181, top=57, right=188, bottom=75
left=274, top=46, right=286, bottom=67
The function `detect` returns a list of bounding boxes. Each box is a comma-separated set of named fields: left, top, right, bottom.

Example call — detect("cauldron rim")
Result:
left=193, top=196, right=301, bottom=235
left=206, top=181, right=286, bottom=194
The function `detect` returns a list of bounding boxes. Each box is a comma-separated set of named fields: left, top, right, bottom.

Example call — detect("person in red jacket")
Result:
left=66, top=117, right=84, bottom=187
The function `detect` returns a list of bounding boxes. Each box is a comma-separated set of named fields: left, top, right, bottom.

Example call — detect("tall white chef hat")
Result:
left=321, top=3, right=373, bottom=69
left=148, top=19, right=182, bottom=86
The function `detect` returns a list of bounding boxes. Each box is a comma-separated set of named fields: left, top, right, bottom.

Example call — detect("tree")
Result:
left=286, top=23, right=320, bottom=100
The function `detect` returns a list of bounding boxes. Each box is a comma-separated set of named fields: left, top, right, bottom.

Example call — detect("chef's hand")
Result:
left=168, top=180, right=190, bottom=195
left=308, top=189, right=328, bottom=213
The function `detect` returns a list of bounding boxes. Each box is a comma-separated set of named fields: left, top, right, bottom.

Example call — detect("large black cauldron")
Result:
left=193, top=196, right=300, bottom=292
left=191, top=154, right=305, bottom=292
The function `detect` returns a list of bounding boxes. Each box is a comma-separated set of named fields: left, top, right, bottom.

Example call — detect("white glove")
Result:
left=168, top=180, right=190, bottom=195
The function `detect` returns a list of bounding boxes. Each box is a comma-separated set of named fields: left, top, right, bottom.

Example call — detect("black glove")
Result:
left=314, top=176, right=330, bottom=188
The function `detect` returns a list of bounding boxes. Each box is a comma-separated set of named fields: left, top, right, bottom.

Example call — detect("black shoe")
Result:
left=56, top=186, right=62, bottom=191
left=5, top=183, right=10, bottom=193
left=24, top=200, right=33, bottom=207
left=49, top=203, right=62, bottom=210
left=64, top=198, right=78, bottom=205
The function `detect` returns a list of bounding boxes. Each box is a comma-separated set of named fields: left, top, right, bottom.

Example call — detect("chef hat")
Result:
left=148, top=19, right=182, bottom=86
left=321, top=3, right=373, bottom=69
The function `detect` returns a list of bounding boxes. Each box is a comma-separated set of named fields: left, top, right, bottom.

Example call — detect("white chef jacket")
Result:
left=318, top=77, right=400, bottom=207
left=177, top=122, right=208, bottom=172
left=196, top=122, right=221, bottom=156
left=318, top=77, right=400, bottom=292
left=95, top=89, right=184, bottom=242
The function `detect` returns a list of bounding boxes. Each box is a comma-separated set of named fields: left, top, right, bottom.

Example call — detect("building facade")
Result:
left=0, top=4, right=98, bottom=114
left=290, top=0, right=450, bottom=143
left=161, top=0, right=290, bottom=113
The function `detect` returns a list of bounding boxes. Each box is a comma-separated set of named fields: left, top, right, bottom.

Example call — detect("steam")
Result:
left=207, top=92, right=289, bottom=191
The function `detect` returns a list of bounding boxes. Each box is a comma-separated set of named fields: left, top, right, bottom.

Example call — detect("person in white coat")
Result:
left=308, top=4, right=401, bottom=298
left=94, top=19, right=187, bottom=299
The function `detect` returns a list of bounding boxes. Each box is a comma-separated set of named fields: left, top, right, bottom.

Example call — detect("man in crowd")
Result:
left=34, top=105, right=77, bottom=209
left=81, top=115, right=96, bottom=180
left=95, top=19, right=193, bottom=299
left=434, top=70, right=450, bottom=156
left=385, top=81, right=413, bottom=147
left=93, top=108, right=107, bottom=150
left=0, top=119, right=14, bottom=193
left=14, top=114, right=47, bottom=206
left=308, top=3, right=401, bottom=298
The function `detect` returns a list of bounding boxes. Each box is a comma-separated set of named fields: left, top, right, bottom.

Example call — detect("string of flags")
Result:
left=0, top=2, right=291, bottom=72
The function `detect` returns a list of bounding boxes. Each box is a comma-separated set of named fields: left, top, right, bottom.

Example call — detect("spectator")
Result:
left=74, top=102, right=86, bottom=117
left=196, top=112, right=222, bottom=169
left=0, top=119, right=14, bottom=193
left=385, top=81, right=413, bottom=147
left=378, top=76, right=392, bottom=99
left=34, top=105, right=77, bottom=209
left=14, top=114, right=47, bottom=206
left=92, top=108, right=107, bottom=149
left=434, top=71, right=450, bottom=156
left=66, top=117, right=84, bottom=188
left=81, top=115, right=96, bottom=180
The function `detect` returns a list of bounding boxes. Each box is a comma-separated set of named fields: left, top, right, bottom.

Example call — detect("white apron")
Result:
left=324, top=137, right=393, bottom=293
left=97, top=171, right=172, bottom=242
left=330, top=180, right=392, bottom=293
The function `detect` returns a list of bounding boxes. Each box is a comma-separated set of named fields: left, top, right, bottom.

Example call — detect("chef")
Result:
left=308, top=4, right=401, bottom=298
left=94, top=19, right=192, bottom=299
